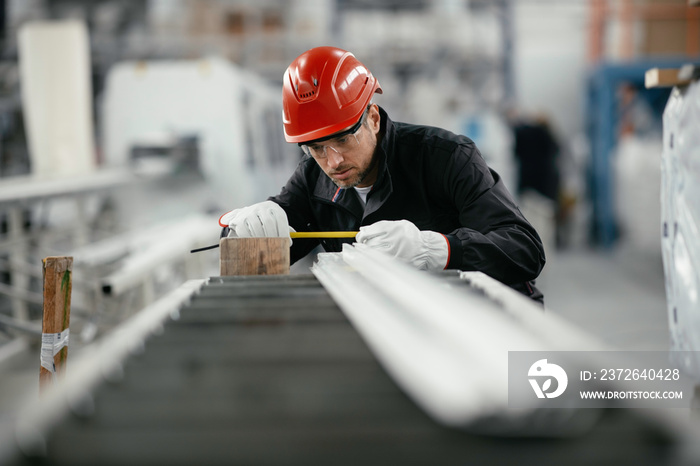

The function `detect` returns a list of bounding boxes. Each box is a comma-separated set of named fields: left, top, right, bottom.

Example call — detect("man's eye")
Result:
left=336, top=137, right=348, bottom=145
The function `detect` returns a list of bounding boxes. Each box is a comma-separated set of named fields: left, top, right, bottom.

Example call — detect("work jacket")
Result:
left=270, top=107, right=546, bottom=302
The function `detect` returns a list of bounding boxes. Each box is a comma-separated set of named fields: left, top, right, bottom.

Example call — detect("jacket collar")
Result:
left=363, top=106, right=393, bottom=219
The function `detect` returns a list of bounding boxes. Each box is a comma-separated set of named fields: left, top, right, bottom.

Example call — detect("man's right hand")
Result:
left=218, top=201, right=293, bottom=245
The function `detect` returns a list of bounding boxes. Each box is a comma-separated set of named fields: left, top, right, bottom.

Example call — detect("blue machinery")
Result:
left=586, top=58, right=690, bottom=247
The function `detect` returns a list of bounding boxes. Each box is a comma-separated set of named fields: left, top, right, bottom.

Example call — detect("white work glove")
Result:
left=218, top=201, right=294, bottom=246
left=356, top=220, right=449, bottom=272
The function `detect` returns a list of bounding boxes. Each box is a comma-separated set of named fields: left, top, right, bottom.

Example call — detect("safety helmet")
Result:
left=282, top=46, right=382, bottom=143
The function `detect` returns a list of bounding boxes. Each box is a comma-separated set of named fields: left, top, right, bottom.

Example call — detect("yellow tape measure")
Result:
left=290, top=231, right=358, bottom=239
left=190, top=231, right=359, bottom=253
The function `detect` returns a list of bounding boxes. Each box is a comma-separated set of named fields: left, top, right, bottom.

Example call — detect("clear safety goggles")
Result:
left=300, top=107, right=369, bottom=159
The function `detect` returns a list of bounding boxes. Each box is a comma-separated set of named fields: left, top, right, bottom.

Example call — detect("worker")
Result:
left=219, top=46, right=545, bottom=303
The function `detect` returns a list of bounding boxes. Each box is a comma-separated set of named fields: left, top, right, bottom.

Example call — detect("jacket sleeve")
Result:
left=268, top=158, right=322, bottom=264
left=440, top=144, right=546, bottom=285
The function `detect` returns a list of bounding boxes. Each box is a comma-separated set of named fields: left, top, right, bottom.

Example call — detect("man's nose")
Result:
left=325, top=147, right=344, bottom=168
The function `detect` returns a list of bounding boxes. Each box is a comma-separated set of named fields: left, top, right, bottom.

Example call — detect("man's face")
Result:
left=304, top=105, right=381, bottom=189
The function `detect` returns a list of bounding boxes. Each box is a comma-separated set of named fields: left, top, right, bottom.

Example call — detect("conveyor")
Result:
left=1, top=250, right=698, bottom=465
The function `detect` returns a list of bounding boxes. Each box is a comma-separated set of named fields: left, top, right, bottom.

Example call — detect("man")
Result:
left=220, top=46, right=545, bottom=302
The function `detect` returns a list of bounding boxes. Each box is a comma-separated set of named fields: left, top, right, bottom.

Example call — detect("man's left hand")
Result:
left=356, top=220, right=449, bottom=271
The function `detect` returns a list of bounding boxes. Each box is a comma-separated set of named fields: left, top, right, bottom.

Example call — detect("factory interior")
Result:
left=0, top=0, right=699, bottom=464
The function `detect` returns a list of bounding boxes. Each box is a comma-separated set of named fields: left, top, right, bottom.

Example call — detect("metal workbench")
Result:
left=1, top=274, right=693, bottom=465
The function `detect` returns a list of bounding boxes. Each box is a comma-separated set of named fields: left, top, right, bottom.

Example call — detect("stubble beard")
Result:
left=330, top=138, right=379, bottom=189
left=331, top=160, right=374, bottom=188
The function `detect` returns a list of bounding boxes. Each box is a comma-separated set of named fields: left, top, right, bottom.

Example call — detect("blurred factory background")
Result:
left=0, top=0, right=699, bottom=463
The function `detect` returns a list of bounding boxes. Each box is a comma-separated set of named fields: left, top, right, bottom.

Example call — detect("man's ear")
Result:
left=368, top=104, right=381, bottom=134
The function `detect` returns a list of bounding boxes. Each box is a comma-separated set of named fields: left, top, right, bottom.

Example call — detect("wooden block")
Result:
left=219, top=237, right=289, bottom=276
left=645, top=68, right=691, bottom=88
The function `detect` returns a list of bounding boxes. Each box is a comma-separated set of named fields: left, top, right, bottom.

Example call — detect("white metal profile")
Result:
left=311, top=244, right=605, bottom=436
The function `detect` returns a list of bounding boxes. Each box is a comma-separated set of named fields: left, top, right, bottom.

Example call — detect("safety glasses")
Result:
left=299, top=106, right=369, bottom=159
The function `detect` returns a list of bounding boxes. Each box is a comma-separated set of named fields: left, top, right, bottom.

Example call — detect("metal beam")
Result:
left=312, top=244, right=603, bottom=435
left=11, top=279, right=205, bottom=458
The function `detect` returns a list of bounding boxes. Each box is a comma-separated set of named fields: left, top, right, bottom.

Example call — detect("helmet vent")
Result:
left=299, top=90, right=316, bottom=99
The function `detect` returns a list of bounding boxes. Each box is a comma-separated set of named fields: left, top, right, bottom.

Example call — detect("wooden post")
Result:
left=40, top=256, right=73, bottom=391
left=219, top=237, right=289, bottom=276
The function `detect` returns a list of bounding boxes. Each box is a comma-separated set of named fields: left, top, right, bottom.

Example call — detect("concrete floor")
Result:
left=541, top=247, right=668, bottom=351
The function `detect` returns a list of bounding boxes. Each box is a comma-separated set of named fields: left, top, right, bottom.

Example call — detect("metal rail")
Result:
left=8, top=279, right=204, bottom=459
left=0, top=169, right=133, bottom=207
left=312, top=244, right=700, bottom=444
left=312, top=244, right=602, bottom=435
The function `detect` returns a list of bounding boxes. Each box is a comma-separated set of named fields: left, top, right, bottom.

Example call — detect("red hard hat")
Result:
left=282, top=47, right=382, bottom=143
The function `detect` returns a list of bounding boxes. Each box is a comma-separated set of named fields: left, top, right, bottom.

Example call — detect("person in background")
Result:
left=220, top=46, right=545, bottom=303
left=512, top=114, right=560, bottom=204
